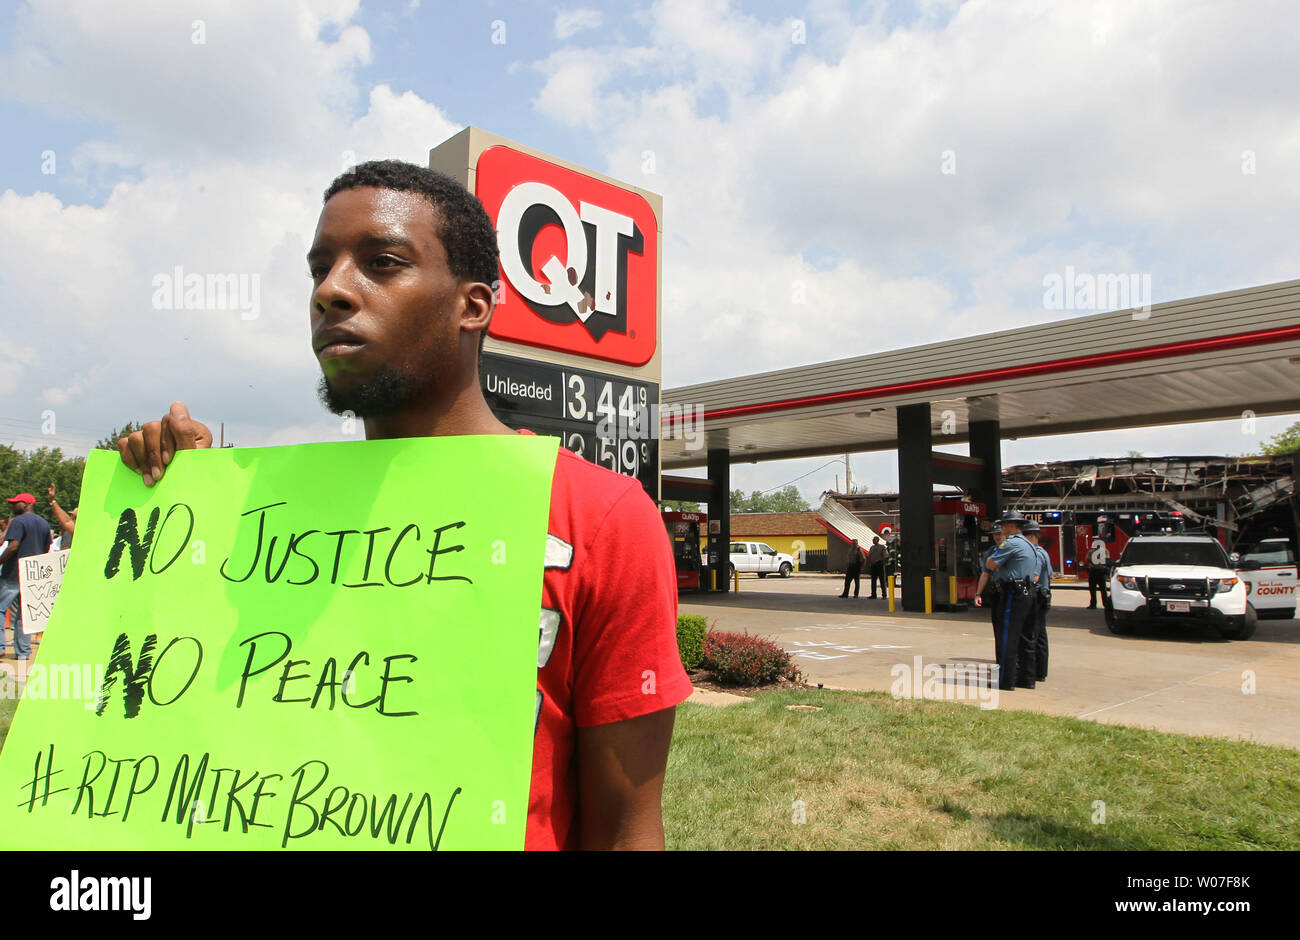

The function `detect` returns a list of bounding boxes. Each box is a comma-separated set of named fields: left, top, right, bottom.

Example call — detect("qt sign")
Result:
left=475, top=145, right=658, bottom=366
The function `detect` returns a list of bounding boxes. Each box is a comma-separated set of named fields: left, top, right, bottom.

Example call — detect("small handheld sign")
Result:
left=17, top=548, right=70, bottom=635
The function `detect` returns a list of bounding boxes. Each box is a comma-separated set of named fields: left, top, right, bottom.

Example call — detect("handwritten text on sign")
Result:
left=0, top=435, right=557, bottom=850
left=18, top=548, right=70, bottom=635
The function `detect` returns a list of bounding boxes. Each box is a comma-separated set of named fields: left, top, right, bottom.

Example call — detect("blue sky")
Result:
left=1, top=0, right=1297, bottom=500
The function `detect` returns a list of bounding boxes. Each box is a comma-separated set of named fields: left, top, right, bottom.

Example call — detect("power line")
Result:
left=0, top=435, right=96, bottom=453
left=758, top=458, right=844, bottom=495
left=0, top=416, right=112, bottom=436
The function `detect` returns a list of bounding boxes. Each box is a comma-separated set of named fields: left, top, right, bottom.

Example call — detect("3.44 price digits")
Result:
left=565, top=374, right=648, bottom=432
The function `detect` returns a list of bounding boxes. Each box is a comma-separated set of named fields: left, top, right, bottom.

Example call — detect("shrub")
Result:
left=676, top=615, right=708, bottom=670
left=701, top=630, right=802, bottom=686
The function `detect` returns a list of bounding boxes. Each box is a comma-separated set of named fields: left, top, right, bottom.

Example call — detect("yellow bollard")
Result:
left=734, top=567, right=740, bottom=592
left=887, top=574, right=896, bottom=612
left=949, top=575, right=957, bottom=610
left=924, top=576, right=932, bottom=614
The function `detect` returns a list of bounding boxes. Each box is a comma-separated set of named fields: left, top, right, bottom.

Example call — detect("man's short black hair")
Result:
left=323, top=159, right=500, bottom=290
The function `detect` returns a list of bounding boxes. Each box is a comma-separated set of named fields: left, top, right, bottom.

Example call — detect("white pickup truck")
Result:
left=728, top=541, right=795, bottom=579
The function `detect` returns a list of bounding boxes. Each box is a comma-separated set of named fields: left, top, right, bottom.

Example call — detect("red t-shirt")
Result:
left=521, top=433, right=692, bottom=850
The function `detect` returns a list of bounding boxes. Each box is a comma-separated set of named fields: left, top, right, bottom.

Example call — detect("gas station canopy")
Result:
left=662, top=279, right=1300, bottom=468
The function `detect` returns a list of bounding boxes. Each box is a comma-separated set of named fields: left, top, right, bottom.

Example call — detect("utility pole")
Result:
left=845, top=454, right=852, bottom=494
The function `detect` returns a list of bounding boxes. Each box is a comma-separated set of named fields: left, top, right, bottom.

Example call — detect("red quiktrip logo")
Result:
left=475, top=146, right=658, bottom=366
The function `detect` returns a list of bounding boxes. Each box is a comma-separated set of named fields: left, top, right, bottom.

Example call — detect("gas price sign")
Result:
left=482, top=350, right=659, bottom=496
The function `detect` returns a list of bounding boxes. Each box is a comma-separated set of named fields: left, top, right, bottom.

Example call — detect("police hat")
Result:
left=997, top=509, right=1027, bottom=525
left=1021, top=519, right=1041, bottom=534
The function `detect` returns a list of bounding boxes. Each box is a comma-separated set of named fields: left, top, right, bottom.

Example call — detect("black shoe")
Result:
left=1087, top=604, right=1096, bottom=609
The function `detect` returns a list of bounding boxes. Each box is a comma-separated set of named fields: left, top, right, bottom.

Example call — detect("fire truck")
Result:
left=1020, top=509, right=1203, bottom=579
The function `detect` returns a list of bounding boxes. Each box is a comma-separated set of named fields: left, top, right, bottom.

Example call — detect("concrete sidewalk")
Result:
left=682, top=574, right=1300, bottom=748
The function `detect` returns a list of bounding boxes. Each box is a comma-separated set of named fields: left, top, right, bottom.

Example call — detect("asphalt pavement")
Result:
left=681, top=573, right=1300, bottom=749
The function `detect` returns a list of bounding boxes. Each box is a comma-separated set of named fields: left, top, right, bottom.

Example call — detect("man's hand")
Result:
left=47, top=483, right=56, bottom=503
left=118, top=401, right=213, bottom=486
left=974, top=595, right=983, bottom=607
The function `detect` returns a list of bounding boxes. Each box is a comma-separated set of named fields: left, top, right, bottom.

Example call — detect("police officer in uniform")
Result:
left=1022, top=520, right=1051, bottom=683
left=985, top=510, right=1039, bottom=690
left=974, top=523, right=1005, bottom=662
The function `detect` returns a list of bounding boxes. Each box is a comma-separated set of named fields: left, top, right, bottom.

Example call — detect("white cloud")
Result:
left=0, top=1, right=462, bottom=452
left=554, top=8, right=603, bottom=40
left=530, top=1, right=1300, bottom=384
left=2, top=0, right=1297, bottom=471
left=523, top=0, right=1300, bottom=469
left=0, top=0, right=371, bottom=167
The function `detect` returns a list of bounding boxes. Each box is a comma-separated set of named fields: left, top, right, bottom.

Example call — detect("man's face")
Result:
left=307, top=187, right=467, bottom=417
left=1002, top=523, right=1020, bottom=537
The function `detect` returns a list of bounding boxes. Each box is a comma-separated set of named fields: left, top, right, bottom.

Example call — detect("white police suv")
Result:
left=1107, top=534, right=1255, bottom=640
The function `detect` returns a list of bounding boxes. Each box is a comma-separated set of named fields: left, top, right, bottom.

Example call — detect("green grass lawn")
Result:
left=664, top=689, right=1300, bottom=850
left=0, top=695, right=15, bottom=748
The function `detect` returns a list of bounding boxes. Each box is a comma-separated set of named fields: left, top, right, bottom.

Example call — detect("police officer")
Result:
left=839, top=538, right=863, bottom=598
left=1086, top=533, right=1110, bottom=609
left=985, top=510, right=1039, bottom=690
left=974, top=523, right=1005, bottom=661
left=1022, top=519, right=1051, bottom=683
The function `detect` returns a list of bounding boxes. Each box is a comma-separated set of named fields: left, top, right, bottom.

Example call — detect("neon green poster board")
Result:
left=0, top=434, right=558, bottom=850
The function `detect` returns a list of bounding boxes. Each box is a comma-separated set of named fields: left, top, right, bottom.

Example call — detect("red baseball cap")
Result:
left=5, top=493, right=35, bottom=505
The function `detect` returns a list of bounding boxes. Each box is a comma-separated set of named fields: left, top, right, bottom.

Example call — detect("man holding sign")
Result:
left=1, top=492, right=52, bottom=660
left=111, top=161, right=690, bottom=850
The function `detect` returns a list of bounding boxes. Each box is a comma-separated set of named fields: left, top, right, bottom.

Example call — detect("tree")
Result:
left=96, top=421, right=144, bottom=452
left=661, top=499, right=704, bottom=512
left=0, top=444, right=85, bottom=528
left=766, top=485, right=810, bottom=512
left=730, top=485, right=810, bottom=513
left=1260, top=421, right=1300, bottom=456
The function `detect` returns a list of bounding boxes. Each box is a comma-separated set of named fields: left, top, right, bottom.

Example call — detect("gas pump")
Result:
left=662, top=510, right=707, bottom=591
left=933, top=497, right=986, bottom=609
